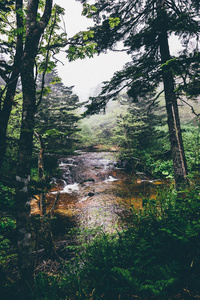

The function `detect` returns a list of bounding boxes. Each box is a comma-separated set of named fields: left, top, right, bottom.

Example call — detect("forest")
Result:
left=0, top=0, right=200, bottom=299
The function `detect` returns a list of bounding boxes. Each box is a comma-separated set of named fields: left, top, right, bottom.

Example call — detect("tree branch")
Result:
left=179, top=97, right=200, bottom=118
left=39, top=0, right=53, bottom=30
left=148, top=89, right=164, bottom=111
left=36, top=6, right=58, bottom=109
left=0, top=67, right=9, bottom=84
left=26, top=0, right=40, bottom=30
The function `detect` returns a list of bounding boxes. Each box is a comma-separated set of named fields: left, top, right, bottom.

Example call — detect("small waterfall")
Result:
left=59, top=157, right=77, bottom=184
left=104, top=175, right=118, bottom=183
left=61, top=182, right=79, bottom=193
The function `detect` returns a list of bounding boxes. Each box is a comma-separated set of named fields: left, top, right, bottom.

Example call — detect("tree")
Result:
left=13, top=0, right=97, bottom=284
left=15, top=0, right=53, bottom=284
left=0, top=0, right=23, bottom=171
left=114, top=97, right=167, bottom=173
left=35, top=71, right=80, bottom=153
left=0, top=1, right=66, bottom=172
left=0, top=0, right=98, bottom=289
left=76, top=0, right=200, bottom=188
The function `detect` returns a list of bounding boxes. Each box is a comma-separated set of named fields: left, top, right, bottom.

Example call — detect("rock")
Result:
left=88, top=192, right=95, bottom=197
left=81, top=178, right=95, bottom=183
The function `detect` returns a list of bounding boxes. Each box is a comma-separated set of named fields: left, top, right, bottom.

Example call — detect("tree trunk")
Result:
left=15, top=0, right=53, bottom=284
left=34, top=131, right=46, bottom=216
left=157, top=3, right=188, bottom=189
left=0, top=0, right=23, bottom=171
left=15, top=53, right=36, bottom=283
left=0, top=101, right=12, bottom=171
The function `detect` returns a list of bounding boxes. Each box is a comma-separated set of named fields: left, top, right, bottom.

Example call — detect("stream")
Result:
left=32, top=151, right=165, bottom=237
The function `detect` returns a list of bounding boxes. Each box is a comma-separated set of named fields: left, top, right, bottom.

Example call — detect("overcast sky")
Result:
left=54, top=0, right=130, bottom=101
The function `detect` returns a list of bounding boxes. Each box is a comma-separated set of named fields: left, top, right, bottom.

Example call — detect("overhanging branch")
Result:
left=179, top=97, right=200, bottom=118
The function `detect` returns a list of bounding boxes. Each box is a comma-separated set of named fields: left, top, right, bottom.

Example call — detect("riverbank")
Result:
left=3, top=182, right=200, bottom=300
left=1, top=150, right=200, bottom=299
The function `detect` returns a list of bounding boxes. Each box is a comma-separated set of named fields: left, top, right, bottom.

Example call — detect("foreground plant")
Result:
left=59, top=185, right=200, bottom=299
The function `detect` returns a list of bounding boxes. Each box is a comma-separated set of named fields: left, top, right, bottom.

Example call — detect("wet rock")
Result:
left=81, top=178, right=95, bottom=183
left=58, top=152, right=118, bottom=186
left=88, top=191, right=95, bottom=197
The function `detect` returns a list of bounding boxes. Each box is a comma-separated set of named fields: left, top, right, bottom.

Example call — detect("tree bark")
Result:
left=15, top=48, right=36, bottom=283
left=34, top=131, right=46, bottom=216
left=157, top=1, right=188, bottom=189
left=0, top=0, right=23, bottom=171
left=15, top=0, right=53, bottom=284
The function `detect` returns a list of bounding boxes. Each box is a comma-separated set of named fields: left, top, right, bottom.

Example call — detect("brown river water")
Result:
left=31, top=151, right=165, bottom=235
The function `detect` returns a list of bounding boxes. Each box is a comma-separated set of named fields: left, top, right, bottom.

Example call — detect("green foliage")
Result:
left=78, top=0, right=200, bottom=134
left=0, top=216, right=15, bottom=233
left=182, top=123, right=200, bottom=172
left=6, top=93, right=22, bottom=139
left=0, top=235, right=10, bottom=265
left=29, top=273, right=60, bottom=300
left=68, top=41, right=97, bottom=61
left=0, top=181, right=16, bottom=269
left=109, top=17, right=120, bottom=28
left=58, top=185, right=200, bottom=299
left=102, top=93, right=199, bottom=178
left=35, top=3, right=67, bottom=75
left=79, top=95, right=128, bottom=149
left=82, top=3, right=97, bottom=18
left=0, top=182, right=15, bottom=211
left=114, top=97, right=168, bottom=174
left=162, top=52, right=200, bottom=99
left=0, top=213, right=16, bottom=280
left=68, top=30, right=96, bottom=61
left=1, top=93, right=22, bottom=177
left=0, top=1, right=17, bottom=56
left=35, top=71, right=81, bottom=154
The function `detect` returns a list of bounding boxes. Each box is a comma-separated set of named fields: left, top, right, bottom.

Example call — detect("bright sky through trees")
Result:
left=54, top=0, right=130, bottom=101
left=54, top=0, right=183, bottom=101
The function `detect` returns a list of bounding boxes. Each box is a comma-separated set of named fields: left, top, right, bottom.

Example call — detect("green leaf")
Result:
left=82, top=3, right=97, bottom=18
left=109, top=17, right=120, bottom=28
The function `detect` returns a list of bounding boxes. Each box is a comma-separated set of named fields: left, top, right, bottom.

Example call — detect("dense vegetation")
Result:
left=48, top=187, right=200, bottom=300
left=2, top=87, right=200, bottom=299
left=0, top=0, right=200, bottom=299
left=1, top=182, right=200, bottom=299
left=80, top=94, right=200, bottom=178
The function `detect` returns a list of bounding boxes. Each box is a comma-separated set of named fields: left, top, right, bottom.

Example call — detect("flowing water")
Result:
left=32, top=151, right=165, bottom=235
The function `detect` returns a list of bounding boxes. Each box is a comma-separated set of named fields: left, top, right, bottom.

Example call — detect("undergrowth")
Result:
left=1, top=183, right=200, bottom=299
left=55, top=185, right=200, bottom=299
